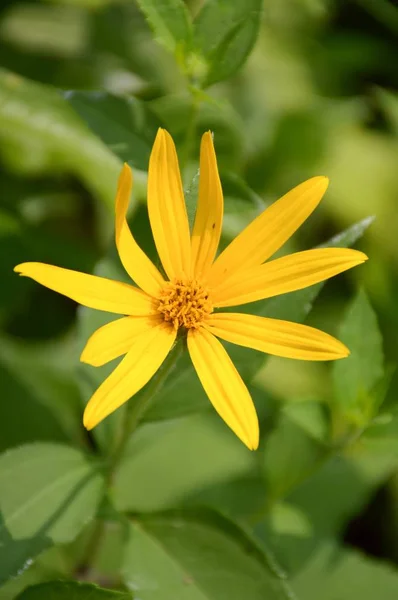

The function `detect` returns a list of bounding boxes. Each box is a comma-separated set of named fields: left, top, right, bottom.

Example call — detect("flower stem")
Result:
left=109, top=339, right=184, bottom=472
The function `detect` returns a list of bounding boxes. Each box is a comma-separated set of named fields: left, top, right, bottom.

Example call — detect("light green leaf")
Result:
left=135, top=0, right=192, bottom=57
left=194, top=0, right=263, bottom=86
left=112, top=413, right=255, bottom=513
left=333, top=288, right=384, bottom=424
left=16, top=581, right=131, bottom=599
left=0, top=69, right=121, bottom=211
left=292, top=541, right=398, bottom=599
left=378, top=89, right=398, bottom=134
left=122, top=510, right=290, bottom=600
left=0, top=444, right=104, bottom=585
left=64, top=91, right=160, bottom=170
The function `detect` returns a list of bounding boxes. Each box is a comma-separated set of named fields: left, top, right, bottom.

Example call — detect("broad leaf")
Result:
left=135, top=0, right=192, bottom=56
left=0, top=337, right=83, bottom=451
left=122, top=510, right=291, bottom=600
left=378, top=88, right=398, bottom=135
left=64, top=91, right=160, bottom=169
left=263, top=402, right=329, bottom=501
left=0, top=69, right=121, bottom=211
left=292, top=541, right=398, bottom=599
left=194, top=0, right=263, bottom=86
left=16, top=581, right=131, bottom=599
left=0, top=444, right=104, bottom=585
left=333, top=288, right=384, bottom=425
left=288, top=415, right=398, bottom=539
left=112, top=413, right=255, bottom=513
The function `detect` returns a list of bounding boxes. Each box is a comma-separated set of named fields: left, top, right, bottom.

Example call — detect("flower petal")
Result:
left=81, top=314, right=162, bottom=367
left=83, top=321, right=176, bottom=429
left=213, top=248, right=368, bottom=307
left=187, top=328, right=259, bottom=450
left=208, top=176, right=329, bottom=286
left=205, top=313, right=349, bottom=361
left=115, top=163, right=165, bottom=297
left=14, top=262, right=155, bottom=315
left=191, top=132, right=223, bottom=280
left=147, top=129, right=191, bottom=280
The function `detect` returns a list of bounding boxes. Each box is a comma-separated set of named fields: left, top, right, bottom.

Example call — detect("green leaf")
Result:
left=194, top=0, right=263, bottom=86
left=378, top=89, right=398, bottom=134
left=263, top=402, right=329, bottom=501
left=0, top=359, right=69, bottom=453
left=254, top=502, right=316, bottom=576
left=0, top=69, right=121, bottom=211
left=286, top=416, right=398, bottom=540
left=16, top=581, right=131, bottom=600
left=0, top=444, right=104, bottom=585
left=292, top=541, right=398, bottom=599
left=112, top=413, right=255, bottom=513
left=135, top=0, right=192, bottom=57
left=64, top=91, right=160, bottom=170
left=333, top=288, right=384, bottom=425
left=0, top=546, right=70, bottom=600
left=0, top=337, right=83, bottom=450
left=122, top=510, right=290, bottom=600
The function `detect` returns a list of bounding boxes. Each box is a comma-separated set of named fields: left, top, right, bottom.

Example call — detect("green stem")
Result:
left=109, top=339, right=184, bottom=472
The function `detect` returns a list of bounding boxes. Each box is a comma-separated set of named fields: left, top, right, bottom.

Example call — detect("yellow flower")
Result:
left=14, top=129, right=367, bottom=450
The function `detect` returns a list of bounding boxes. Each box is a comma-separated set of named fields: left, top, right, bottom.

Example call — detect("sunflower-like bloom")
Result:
left=15, top=130, right=367, bottom=449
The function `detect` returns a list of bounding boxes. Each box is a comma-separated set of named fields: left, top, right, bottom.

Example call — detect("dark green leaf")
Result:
left=0, top=444, right=104, bottom=585
left=333, top=288, right=384, bottom=424
left=288, top=417, right=398, bottom=539
left=122, top=510, right=291, bottom=599
left=0, top=337, right=83, bottom=451
left=64, top=91, right=160, bottom=169
left=263, top=402, right=329, bottom=500
left=16, top=581, right=132, bottom=599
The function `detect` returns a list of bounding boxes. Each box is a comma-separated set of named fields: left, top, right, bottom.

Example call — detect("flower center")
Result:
left=157, top=279, right=213, bottom=330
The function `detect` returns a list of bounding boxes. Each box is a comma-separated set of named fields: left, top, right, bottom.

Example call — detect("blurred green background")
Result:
left=1, top=0, right=398, bottom=596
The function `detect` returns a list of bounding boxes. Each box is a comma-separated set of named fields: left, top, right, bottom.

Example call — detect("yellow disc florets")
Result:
left=157, top=279, right=213, bottom=330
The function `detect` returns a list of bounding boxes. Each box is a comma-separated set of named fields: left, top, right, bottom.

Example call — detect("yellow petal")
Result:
left=83, top=321, right=176, bottom=429
left=187, top=328, right=259, bottom=450
left=205, top=313, right=349, bottom=361
left=208, top=176, right=329, bottom=286
left=81, top=314, right=162, bottom=367
left=213, top=248, right=368, bottom=307
left=191, top=132, right=223, bottom=280
left=14, top=262, right=155, bottom=315
left=147, top=129, right=191, bottom=280
left=115, top=163, right=165, bottom=297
